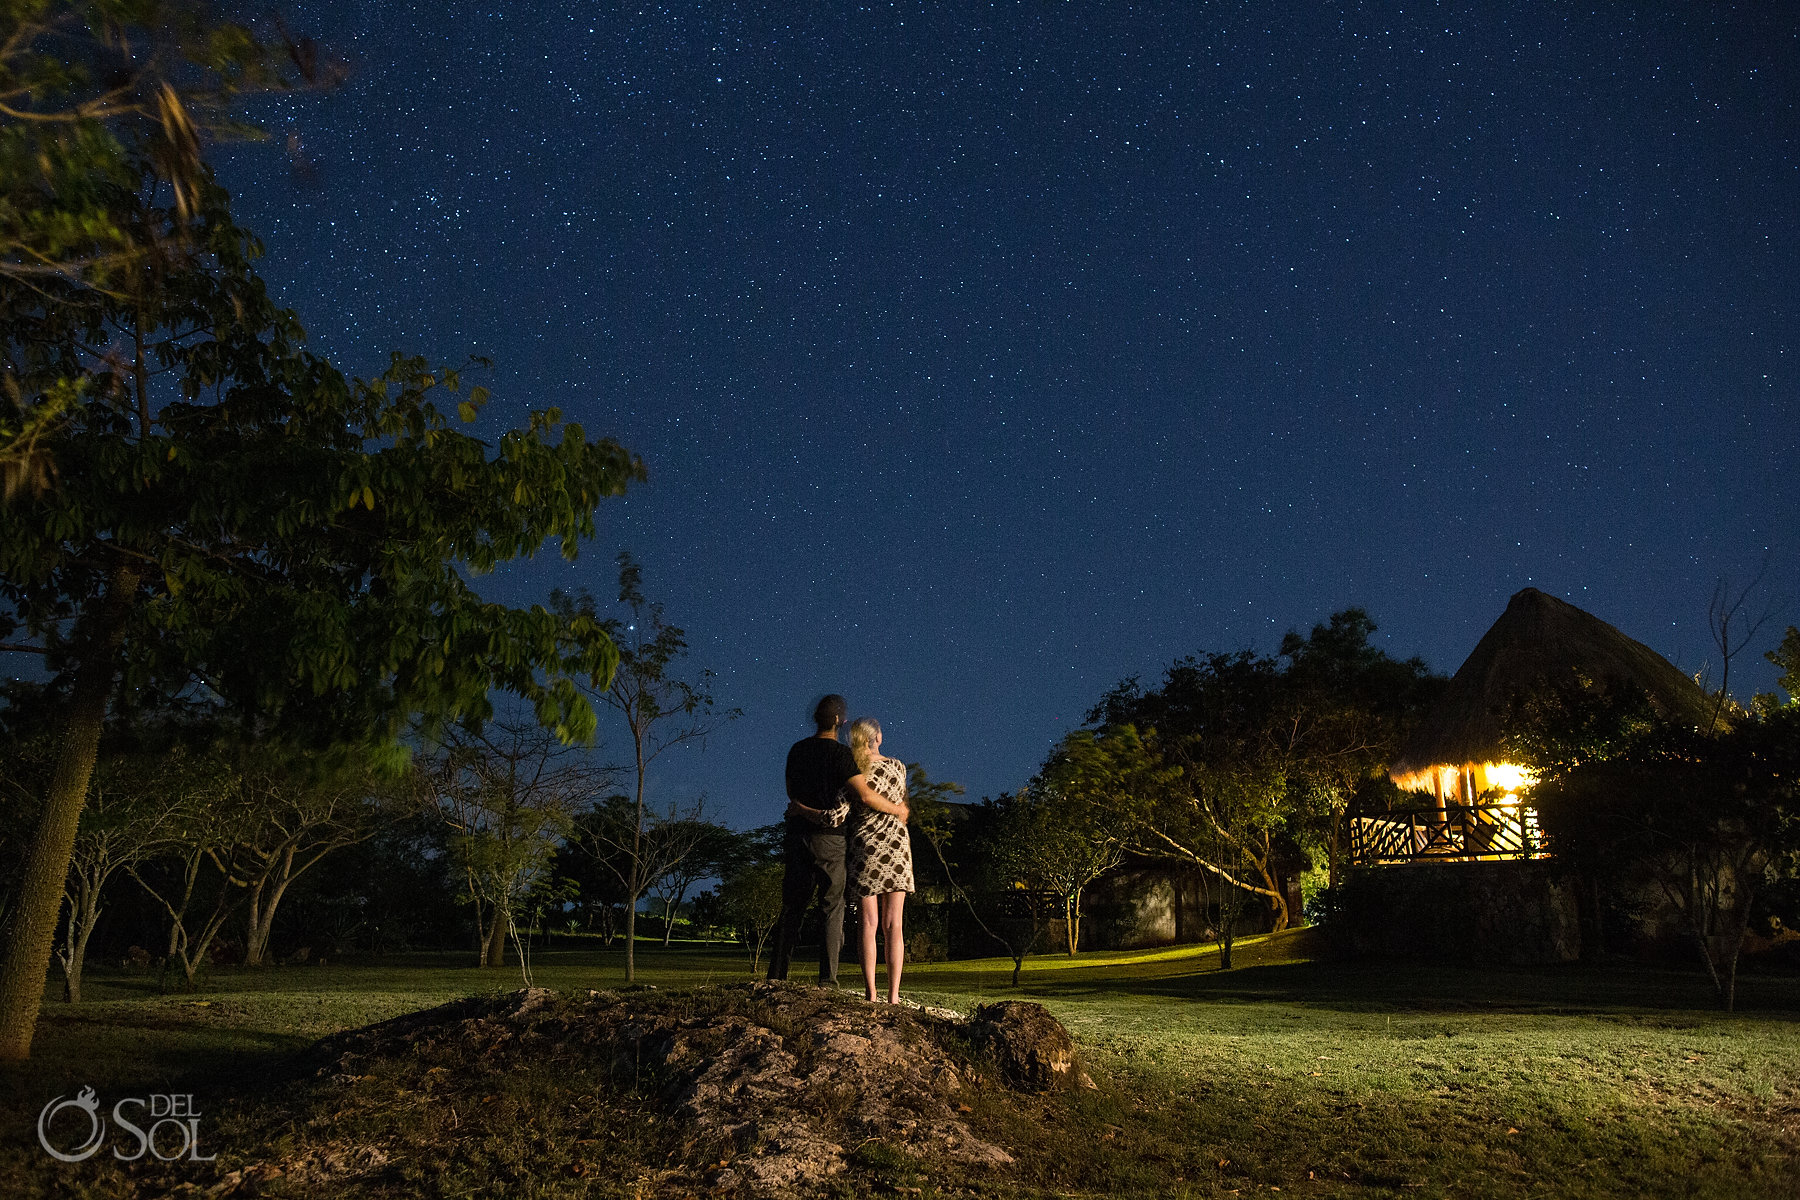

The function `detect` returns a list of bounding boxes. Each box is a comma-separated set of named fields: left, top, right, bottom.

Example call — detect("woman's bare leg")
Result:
left=881, top=891, right=906, bottom=1004
left=858, top=897, right=880, bottom=1001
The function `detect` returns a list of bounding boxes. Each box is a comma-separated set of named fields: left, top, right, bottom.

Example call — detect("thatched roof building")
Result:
left=1389, top=588, right=1713, bottom=801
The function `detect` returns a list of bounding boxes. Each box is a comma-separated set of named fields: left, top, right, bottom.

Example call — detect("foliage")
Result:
left=54, top=739, right=191, bottom=999
left=0, top=0, right=297, bottom=500
left=0, top=171, right=639, bottom=1056
left=1769, top=626, right=1800, bottom=707
left=903, top=761, right=966, bottom=850
left=1532, top=706, right=1800, bottom=1010
left=425, top=716, right=604, bottom=982
left=1090, top=610, right=1440, bottom=929
left=643, top=815, right=739, bottom=946
left=945, top=794, right=1067, bottom=985
left=695, top=826, right=784, bottom=972
left=1026, top=726, right=1165, bottom=954
left=1, top=1, right=282, bottom=287
left=2, top=177, right=640, bottom=744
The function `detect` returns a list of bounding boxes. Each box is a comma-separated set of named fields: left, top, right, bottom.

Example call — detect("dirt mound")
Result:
left=295, top=982, right=1081, bottom=1196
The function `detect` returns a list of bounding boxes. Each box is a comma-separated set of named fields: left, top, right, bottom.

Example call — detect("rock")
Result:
left=309, top=984, right=1019, bottom=1196
left=968, top=1001, right=1081, bottom=1093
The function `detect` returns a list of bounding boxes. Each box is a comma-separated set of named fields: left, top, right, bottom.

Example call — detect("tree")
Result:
left=231, top=742, right=403, bottom=966
left=905, top=763, right=1065, bottom=984
left=1028, top=727, right=1162, bottom=954
left=644, top=815, right=737, bottom=946
left=1097, top=653, right=1306, bottom=930
left=707, top=858, right=785, bottom=974
left=426, top=716, right=606, bottom=974
left=553, top=824, right=630, bottom=944
left=1, top=1, right=302, bottom=498
left=1533, top=707, right=1799, bottom=1010
left=953, top=793, right=1066, bottom=986
left=1091, top=611, right=1438, bottom=930
left=127, top=755, right=258, bottom=989
left=571, top=792, right=715, bottom=975
left=54, top=742, right=194, bottom=1000
left=555, top=553, right=738, bottom=981
left=2, top=1, right=282, bottom=289
left=0, top=176, right=640, bottom=1058
left=1767, top=627, right=1800, bottom=707
left=1275, top=610, right=1441, bottom=889
left=692, top=827, right=786, bottom=972
left=1705, top=560, right=1777, bottom=733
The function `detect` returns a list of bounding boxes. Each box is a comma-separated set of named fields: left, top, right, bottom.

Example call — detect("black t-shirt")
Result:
left=786, top=736, right=859, bottom=833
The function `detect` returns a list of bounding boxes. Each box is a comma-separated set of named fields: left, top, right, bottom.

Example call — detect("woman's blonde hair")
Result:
left=849, top=717, right=882, bottom=773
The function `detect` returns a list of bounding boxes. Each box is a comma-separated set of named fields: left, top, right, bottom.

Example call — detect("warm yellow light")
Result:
left=1485, top=763, right=1535, bottom=792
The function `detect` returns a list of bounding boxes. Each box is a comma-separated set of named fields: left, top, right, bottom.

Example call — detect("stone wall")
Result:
left=1339, top=860, right=1582, bottom=964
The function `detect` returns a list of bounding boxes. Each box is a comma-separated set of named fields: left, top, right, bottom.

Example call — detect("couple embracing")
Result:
left=768, top=693, right=914, bottom=1004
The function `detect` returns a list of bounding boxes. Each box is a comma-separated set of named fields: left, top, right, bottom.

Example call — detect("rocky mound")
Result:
left=288, top=983, right=1088, bottom=1197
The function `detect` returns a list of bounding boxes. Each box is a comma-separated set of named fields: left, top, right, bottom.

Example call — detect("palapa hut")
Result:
left=1356, top=587, right=1713, bottom=866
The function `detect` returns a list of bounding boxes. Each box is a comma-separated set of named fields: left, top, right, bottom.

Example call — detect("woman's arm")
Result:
left=849, top=769, right=909, bottom=822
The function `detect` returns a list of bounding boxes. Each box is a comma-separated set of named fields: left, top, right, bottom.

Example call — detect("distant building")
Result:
left=1342, top=587, right=1714, bottom=964
left=1354, top=587, right=1712, bottom=867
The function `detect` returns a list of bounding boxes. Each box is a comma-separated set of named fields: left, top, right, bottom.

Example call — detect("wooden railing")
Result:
left=1349, top=802, right=1548, bottom=866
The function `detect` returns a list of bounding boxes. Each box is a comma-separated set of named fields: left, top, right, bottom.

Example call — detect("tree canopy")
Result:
left=1086, top=609, right=1441, bottom=928
left=0, top=173, right=642, bottom=1058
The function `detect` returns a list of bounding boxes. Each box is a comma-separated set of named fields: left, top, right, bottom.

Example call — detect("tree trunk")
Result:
left=1328, top=809, right=1344, bottom=891
left=56, top=872, right=102, bottom=1004
left=0, top=567, right=135, bottom=1060
left=243, top=846, right=302, bottom=967
left=1249, top=842, right=1289, bottom=931
left=1723, top=887, right=1753, bottom=1014
left=244, top=881, right=271, bottom=967
left=624, top=899, right=638, bottom=982
left=177, top=894, right=236, bottom=989
left=483, top=910, right=507, bottom=968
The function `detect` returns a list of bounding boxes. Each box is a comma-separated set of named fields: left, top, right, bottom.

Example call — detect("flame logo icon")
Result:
left=37, top=1085, right=105, bottom=1162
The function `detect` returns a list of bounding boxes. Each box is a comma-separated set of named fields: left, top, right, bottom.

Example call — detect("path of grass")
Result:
left=3, top=934, right=1796, bottom=1197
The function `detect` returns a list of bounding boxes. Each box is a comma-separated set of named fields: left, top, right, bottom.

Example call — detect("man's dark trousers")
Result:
left=767, top=826, right=845, bottom=984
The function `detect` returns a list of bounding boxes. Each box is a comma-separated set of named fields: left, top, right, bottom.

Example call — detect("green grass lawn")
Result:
left=3, top=933, right=1797, bottom=1198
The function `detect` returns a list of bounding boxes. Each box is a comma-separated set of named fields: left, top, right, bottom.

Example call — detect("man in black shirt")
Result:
left=768, top=694, right=897, bottom=984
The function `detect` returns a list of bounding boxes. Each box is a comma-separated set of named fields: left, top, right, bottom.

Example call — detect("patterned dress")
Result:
left=847, top=756, right=914, bottom=896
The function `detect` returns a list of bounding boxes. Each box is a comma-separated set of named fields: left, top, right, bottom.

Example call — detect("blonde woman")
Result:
left=845, top=717, right=913, bottom=1003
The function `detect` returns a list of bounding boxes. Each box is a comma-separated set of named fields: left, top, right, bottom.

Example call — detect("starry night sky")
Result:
left=216, top=2, right=1799, bottom=827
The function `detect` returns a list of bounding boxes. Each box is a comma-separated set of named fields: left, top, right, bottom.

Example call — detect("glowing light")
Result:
left=1485, top=763, right=1535, bottom=794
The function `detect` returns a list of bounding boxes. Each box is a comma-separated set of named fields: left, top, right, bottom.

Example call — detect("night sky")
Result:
left=216, top=2, right=1799, bottom=828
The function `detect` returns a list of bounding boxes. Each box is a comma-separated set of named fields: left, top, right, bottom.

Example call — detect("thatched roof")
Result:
left=1390, top=588, right=1713, bottom=775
